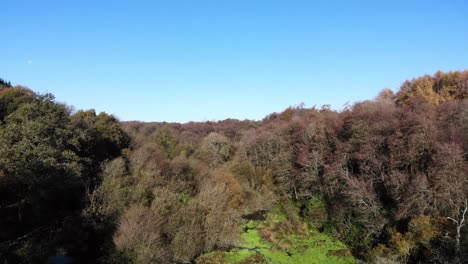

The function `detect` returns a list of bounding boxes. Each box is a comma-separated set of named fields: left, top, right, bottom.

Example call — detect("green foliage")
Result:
left=71, top=110, right=129, bottom=167
left=0, top=89, right=129, bottom=262
left=0, top=87, right=35, bottom=121
left=298, top=196, right=328, bottom=228
left=0, top=95, right=83, bottom=232
left=151, top=126, right=177, bottom=158
left=177, top=193, right=192, bottom=205
left=91, top=157, right=133, bottom=215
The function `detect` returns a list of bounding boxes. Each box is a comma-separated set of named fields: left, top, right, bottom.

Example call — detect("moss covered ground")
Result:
left=197, top=205, right=356, bottom=264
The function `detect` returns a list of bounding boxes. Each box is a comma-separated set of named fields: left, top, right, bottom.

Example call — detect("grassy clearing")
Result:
left=197, top=205, right=355, bottom=264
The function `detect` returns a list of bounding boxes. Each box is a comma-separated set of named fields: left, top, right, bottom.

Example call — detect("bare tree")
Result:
left=447, top=198, right=467, bottom=258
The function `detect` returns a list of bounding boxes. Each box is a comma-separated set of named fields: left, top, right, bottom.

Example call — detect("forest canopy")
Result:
left=0, top=70, right=467, bottom=264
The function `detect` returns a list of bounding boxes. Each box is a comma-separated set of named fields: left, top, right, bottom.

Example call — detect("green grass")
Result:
left=197, top=208, right=356, bottom=264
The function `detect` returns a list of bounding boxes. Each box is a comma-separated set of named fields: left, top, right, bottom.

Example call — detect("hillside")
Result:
left=0, top=70, right=467, bottom=264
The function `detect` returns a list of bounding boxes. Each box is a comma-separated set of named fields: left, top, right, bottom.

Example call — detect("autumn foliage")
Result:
left=1, top=70, right=467, bottom=263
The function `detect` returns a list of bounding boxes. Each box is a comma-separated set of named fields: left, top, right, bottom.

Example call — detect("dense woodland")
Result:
left=0, top=71, right=467, bottom=264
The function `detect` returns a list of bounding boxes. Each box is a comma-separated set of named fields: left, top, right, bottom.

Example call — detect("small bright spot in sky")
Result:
left=2, top=1, right=468, bottom=122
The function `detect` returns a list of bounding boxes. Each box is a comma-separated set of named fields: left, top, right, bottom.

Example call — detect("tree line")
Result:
left=0, top=70, right=467, bottom=263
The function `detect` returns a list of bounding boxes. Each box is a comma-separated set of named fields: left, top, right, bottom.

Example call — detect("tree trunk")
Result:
left=447, top=199, right=467, bottom=261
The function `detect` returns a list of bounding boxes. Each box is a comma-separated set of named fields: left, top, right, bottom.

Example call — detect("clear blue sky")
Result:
left=1, top=0, right=467, bottom=122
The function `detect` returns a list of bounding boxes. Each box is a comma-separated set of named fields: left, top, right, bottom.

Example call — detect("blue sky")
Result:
left=1, top=0, right=467, bottom=122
